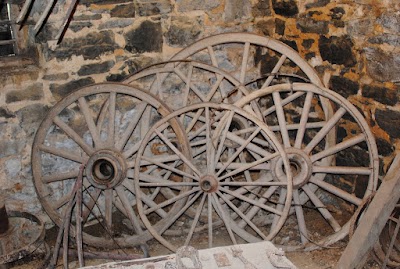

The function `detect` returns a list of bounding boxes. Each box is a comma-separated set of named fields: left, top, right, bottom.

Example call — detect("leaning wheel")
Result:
left=32, top=83, right=188, bottom=248
left=234, top=83, right=378, bottom=250
left=170, top=32, right=336, bottom=210
left=373, top=200, right=400, bottom=268
left=134, top=102, right=293, bottom=252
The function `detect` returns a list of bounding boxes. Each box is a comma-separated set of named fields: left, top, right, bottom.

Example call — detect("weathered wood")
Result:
left=336, top=153, right=400, bottom=269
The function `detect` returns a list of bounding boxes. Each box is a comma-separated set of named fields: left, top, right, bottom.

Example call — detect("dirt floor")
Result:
left=7, top=228, right=382, bottom=269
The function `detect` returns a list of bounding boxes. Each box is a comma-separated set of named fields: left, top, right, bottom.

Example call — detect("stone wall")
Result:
left=0, top=0, right=399, bottom=222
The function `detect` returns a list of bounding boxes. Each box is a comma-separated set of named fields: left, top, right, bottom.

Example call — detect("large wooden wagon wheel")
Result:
left=170, top=32, right=336, bottom=206
left=134, top=102, right=293, bottom=252
left=31, top=83, right=189, bottom=248
left=233, top=83, right=378, bottom=250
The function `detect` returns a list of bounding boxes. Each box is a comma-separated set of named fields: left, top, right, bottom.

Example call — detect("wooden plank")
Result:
left=336, top=153, right=400, bottom=269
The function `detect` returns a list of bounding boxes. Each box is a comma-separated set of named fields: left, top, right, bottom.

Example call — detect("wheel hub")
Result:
left=272, top=148, right=312, bottom=189
left=85, top=149, right=127, bottom=189
left=199, top=175, right=218, bottom=193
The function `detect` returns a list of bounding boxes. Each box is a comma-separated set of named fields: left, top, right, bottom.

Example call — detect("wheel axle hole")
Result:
left=201, top=180, right=212, bottom=191
left=282, top=160, right=301, bottom=177
left=93, top=159, right=115, bottom=182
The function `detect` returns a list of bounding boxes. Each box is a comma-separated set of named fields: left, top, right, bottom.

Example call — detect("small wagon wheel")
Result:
left=234, top=83, right=378, bottom=250
left=32, top=83, right=189, bottom=248
left=124, top=61, right=265, bottom=222
left=134, top=102, right=293, bottom=252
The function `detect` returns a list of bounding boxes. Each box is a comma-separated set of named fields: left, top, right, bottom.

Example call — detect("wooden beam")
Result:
left=336, top=153, right=400, bottom=269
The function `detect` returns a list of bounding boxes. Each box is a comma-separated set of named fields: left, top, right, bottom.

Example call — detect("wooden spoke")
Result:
left=304, top=107, right=347, bottom=154
left=311, top=134, right=365, bottom=162
left=294, top=91, right=314, bottom=149
left=116, top=102, right=147, bottom=151
left=78, top=97, right=103, bottom=148
left=53, top=116, right=95, bottom=155
left=309, top=178, right=362, bottom=206
left=39, top=144, right=87, bottom=163
left=107, top=92, right=116, bottom=147
left=43, top=170, right=79, bottom=183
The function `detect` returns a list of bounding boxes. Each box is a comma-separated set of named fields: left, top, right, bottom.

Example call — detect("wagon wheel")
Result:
left=170, top=32, right=336, bottom=205
left=373, top=201, right=400, bottom=268
left=134, top=102, right=293, bottom=252
left=234, top=83, right=378, bottom=250
left=32, top=83, right=189, bottom=248
left=124, top=61, right=265, bottom=224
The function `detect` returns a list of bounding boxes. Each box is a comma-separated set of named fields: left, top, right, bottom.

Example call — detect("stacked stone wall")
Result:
left=0, top=0, right=399, bottom=222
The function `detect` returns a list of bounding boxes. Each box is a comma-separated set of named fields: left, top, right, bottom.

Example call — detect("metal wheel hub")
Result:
left=199, top=175, right=219, bottom=193
left=272, top=148, right=312, bottom=189
left=85, top=149, right=127, bottom=189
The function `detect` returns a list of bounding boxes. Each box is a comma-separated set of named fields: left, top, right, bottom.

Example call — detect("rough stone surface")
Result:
left=364, top=47, right=400, bottom=82
left=252, top=0, right=271, bottom=17
left=5, top=158, right=22, bottom=178
left=330, top=7, right=345, bottom=20
left=176, top=0, right=219, bottom=12
left=74, top=14, right=102, bottom=21
left=106, top=73, right=127, bottom=82
left=319, top=35, right=356, bottom=67
left=302, top=39, right=314, bottom=50
left=77, top=60, right=115, bottom=76
left=296, top=17, right=329, bottom=34
left=256, top=19, right=275, bottom=36
left=0, top=140, right=25, bottom=159
left=376, top=137, right=395, bottom=157
left=50, top=78, right=95, bottom=101
left=329, top=76, right=359, bottom=98
left=368, top=34, right=400, bottom=47
left=305, top=0, right=330, bottom=8
left=99, top=19, right=134, bottom=30
left=110, top=3, right=136, bottom=18
left=224, top=0, right=251, bottom=22
left=275, top=18, right=285, bottom=35
left=6, top=83, right=44, bottom=103
left=272, top=0, right=298, bottom=17
left=42, top=73, right=69, bottom=81
left=348, top=19, right=374, bottom=37
left=16, top=104, right=50, bottom=137
left=362, top=85, right=398, bottom=106
left=69, top=21, right=93, bottom=32
left=137, top=1, right=173, bottom=16
left=0, top=108, right=15, bottom=118
left=165, top=16, right=203, bottom=47
left=45, top=31, right=117, bottom=60
left=125, top=21, right=162, bottom=53
left=377, top=12, right=400, bottom=33
left=280, top=39, right=298, bottom=52
left=375, top=109, right=400, bottom=139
